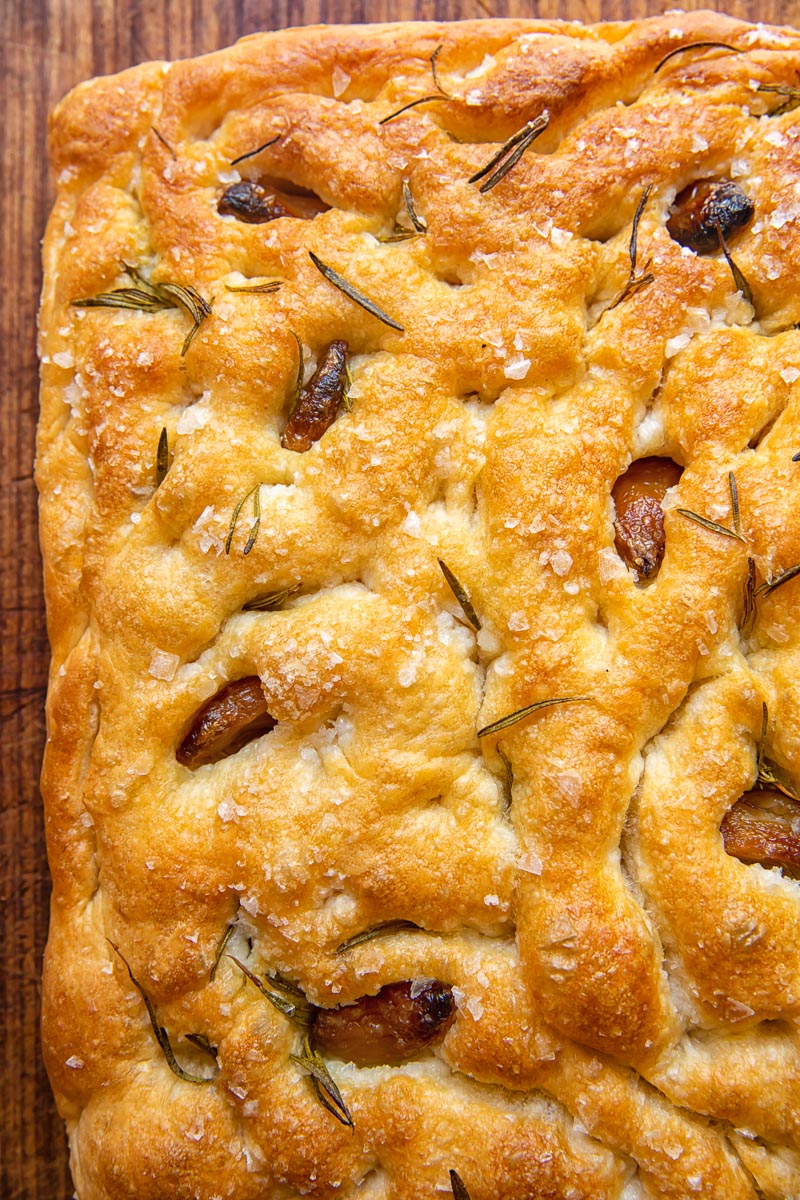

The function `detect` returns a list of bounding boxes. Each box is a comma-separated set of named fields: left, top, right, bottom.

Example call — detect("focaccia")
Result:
left=38, top=13, right=800, bottom=1199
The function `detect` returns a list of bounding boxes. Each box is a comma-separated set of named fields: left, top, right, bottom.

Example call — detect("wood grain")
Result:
left=2, top=1, right=798, bottom=1196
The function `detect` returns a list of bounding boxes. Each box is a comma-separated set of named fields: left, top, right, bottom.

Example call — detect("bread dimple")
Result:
left=38, top=14, right=800, bottom=1199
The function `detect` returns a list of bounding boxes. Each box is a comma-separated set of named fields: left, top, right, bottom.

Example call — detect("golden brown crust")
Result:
left=38, top=13, right=800, bottom=1198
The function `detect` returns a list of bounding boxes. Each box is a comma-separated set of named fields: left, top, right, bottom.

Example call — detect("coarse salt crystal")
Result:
left=504, top=353, right=531, bottom=380
left=401, top=510, right=422, bottom=537
left=177, top=403, right=210, bottom=434
left=53, top=351, right=74, bottom=369
left=218, top=168, right=241, bottom=184
left=598, top=546, right=628, bottom=583
left=65, top=1055, right=84, bottom=1069
left=465, top=89, right=483, bottom=106
left=484, top=893, right=500, bottom=906
left=218, top=798, right=248, bottom=822
left=780, top=366, right=800, bottom=383
left=240, top=895, right=260, bottom=916
left=411, top=977, right=436, bottom=999
left=665, top=332, right=692, bottom=358
left=130, top=511, right=141, bottom=525
left=691, top=134, right=709, bottom=153
left=518, top=850, right=543, bottom=875
left=550, top=549, right=573, bottom=577
left=332, top=66, right=351, bottom=97
left=550, top=225, right=572, bottom=249
left=148, top=649, right=180, bottom=681
left=555, top=771, right=582, bottom=802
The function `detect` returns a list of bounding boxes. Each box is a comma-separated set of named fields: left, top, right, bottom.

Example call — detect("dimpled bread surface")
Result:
left=37, top=12, right=800, bottom=1200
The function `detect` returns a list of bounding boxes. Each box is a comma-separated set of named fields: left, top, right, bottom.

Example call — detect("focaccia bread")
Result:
left=38, top=13, right=800, bottom=1199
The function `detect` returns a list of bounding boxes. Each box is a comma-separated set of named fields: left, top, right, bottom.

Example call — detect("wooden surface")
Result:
left=2, top=0, right=799, bottom=1196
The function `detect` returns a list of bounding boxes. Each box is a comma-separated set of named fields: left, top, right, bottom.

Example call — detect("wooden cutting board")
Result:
left=2, top=1, right=797, bottom=1196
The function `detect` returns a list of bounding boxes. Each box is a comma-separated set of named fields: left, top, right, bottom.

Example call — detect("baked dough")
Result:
left=37, top=13, right=800, bottom=1199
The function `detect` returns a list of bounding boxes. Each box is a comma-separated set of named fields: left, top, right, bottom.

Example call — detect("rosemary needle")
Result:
left=653, top=41, right=739, bottom=73
left=478, top=696, right=589, bottom=738
left=469, top=113, right=549, bottom=193
left=308, top=251, right=404, bottom=331
left=230, top=134, right=282, bottom=166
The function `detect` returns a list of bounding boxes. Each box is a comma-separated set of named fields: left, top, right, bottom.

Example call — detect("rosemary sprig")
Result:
left=756, top=701, right=800, bottom=800
left=107, top=940, right=212, bottom=1084
left=156, top=427, right=170, bottom=487
left=438, top=559, right=481, bottom=631
left=243, top=584, right=300, bottom=612
left=497, top=744, right=513, bottom=813
left=758, top=78, right=800, bottom=116
left=755, top=562, right=800, bottom=597
left=676, top=508, right=746, bottom=542
left=742, top=556, right=757, bottom=634
left=227, top=955, right=314, bottom=1026
left=728, top=471, right=741, bottom=536
left=72, top=265, right=211, bottom=356
left=654, top=41, right=739, bottom=74
left=403, top=180, right=427, bottom=232
left=609, top=186, right=655, bottom=309
left=378, top=181, right=427, bottom=244
left=230, top=133, right=282, bottom=166
left=210, top=922, right=236, bottom=980
left=291, top=1033, right=354, bottom=1128
left=152, top=126, right=177, bottom=160
left=225, top=484, right=261, bottom=556
left=336, top=919, right=421, bottom=955
left=308, top=251, right=404, bottom=331
left=450, top=1170, right=472, bottom=1200
left=478, top=696, right=589, bottom=738
left=430, top=45, right=451, bottom=97
left=379, top=95, right=444, bottom=125
left=715, top=218, right=754, bottom=306
left=469, top=112, right=549, bottom=194
left=225, top=280, right=282, bottom=294
left=184, top=1032, right=218, bottom=1060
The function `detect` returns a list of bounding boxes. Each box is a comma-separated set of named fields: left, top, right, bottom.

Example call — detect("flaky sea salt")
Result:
left=332, top=66, right=351, bottom=97
left=555, top=771, right=582, bottom=802
left=218, top=798, right=248, bottom=822
left=176, top=401, right=210, bottom=434
left=598, top=546, right=628, bottom=583
left=550, top=549, right=573, bottom=577
left=665, top=332, right=692, bottom=358
left=518, top=850, right=542, bottom=875
left=503, top=353, right=531, bottom=380
left=780, top=366, right=800, bottom=383
left=148, top=649, right=180, bottom=681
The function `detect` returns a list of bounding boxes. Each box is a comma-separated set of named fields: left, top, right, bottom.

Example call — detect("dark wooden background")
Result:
left=2, top=0, right=798, bottom=1196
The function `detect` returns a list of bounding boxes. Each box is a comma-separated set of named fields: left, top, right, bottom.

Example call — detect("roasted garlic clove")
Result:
left=311, top=980, right=455, bottom=1066
left=612, top=457, right=682, bottom=579
left=721, top=789, right=800, bottom=874
left=281, top=340, right=348, bottom=452
left=217, top=180, right=294, bottom=223
left=177, top=676, right=276, bottom=768
left=667, top=180, right=753, bottom=254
